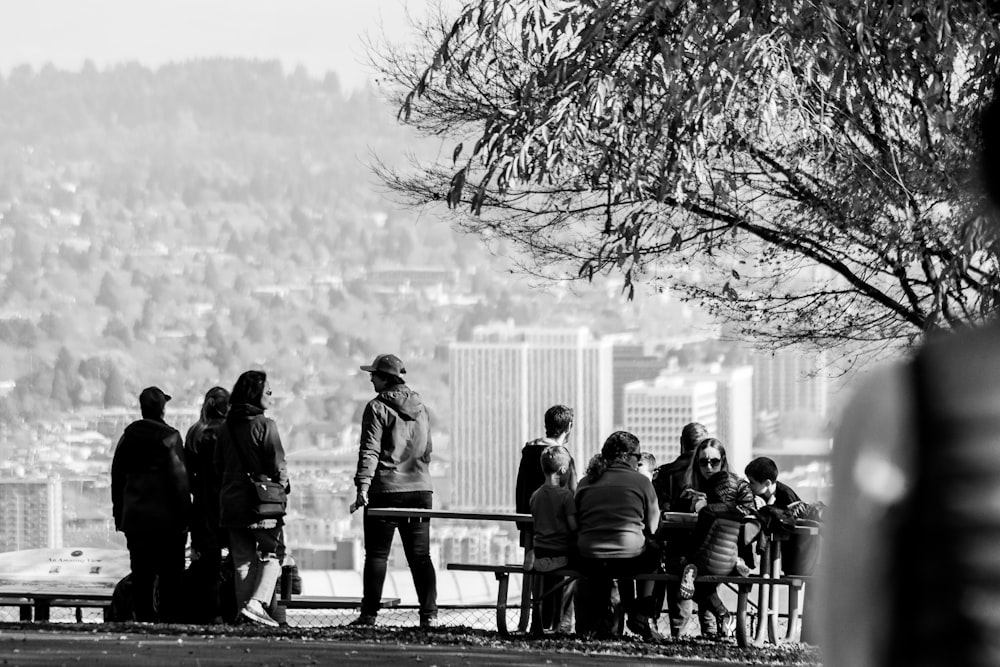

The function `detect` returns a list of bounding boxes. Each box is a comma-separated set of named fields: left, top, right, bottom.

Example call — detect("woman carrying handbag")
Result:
left=214, top=370, right=290, bottom=627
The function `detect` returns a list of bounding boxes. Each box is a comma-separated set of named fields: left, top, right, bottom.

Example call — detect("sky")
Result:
left=0, top=0, right=457, bottom=91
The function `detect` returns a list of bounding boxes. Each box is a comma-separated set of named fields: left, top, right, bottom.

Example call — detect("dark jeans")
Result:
left=125, top=528, right=187, bottom=622
left=577, top=546, right=661, bottom=635
left=362, top=491, right=437, bottom=619
left=533, top=547, right=576, bottom=630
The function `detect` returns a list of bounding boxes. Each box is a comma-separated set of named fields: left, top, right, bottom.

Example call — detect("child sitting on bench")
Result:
left=528, top=444, right=578, bottom=631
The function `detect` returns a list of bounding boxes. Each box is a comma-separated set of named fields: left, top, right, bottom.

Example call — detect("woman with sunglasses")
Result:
left=680, top=438, right=755, bottom=514
left=671, top=438, right=755, bottom=638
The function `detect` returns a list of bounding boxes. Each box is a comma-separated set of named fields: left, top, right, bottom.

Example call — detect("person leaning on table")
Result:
left=351, top=353, right=438, bottom=629
left=822, top=79, right=1000, bottom=666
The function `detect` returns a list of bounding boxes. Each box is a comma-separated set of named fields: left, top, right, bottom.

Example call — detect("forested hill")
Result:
left=0, top=59, right=554, bottom=432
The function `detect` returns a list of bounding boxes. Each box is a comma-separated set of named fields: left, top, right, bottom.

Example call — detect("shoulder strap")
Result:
left=226, top=421, right=258, bottom=478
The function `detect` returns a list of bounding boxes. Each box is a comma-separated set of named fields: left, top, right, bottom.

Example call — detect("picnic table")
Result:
left=367, top=507, right=819, bottom=646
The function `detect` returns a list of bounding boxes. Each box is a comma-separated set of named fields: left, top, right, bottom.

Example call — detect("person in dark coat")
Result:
left=515, top=404, right=577, bottom=546
left=351, top=354, right=437, bottom=628
left=214, top=370, right=289, bottom=627
left=111, top=386, right=191, bottom=623
left=651, top=422, right=709, bottom=512
left=650, top=421, right=708, bottom=636
left=183, top=385, right=229, bottom=624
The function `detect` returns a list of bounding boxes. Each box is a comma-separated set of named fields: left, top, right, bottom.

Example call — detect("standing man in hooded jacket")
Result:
left=351, top=354, right=437, bottom=628
left=111, top=386, right=190, bottom=623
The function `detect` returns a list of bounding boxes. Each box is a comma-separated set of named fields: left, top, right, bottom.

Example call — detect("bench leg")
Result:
left=528, top=573, right=545, bottom=637
left=735, top=583, right=753, bottom=648
left=800, top=581, right=817, bottom=645
left=495, top=572, right=511, bottom=636
left=754, top=578, right=769, bottom=644
left=518, top=573, right=532, bottom=633
left=785, top=584, right=804, bottom=642
left=766, top=585, right=779, bottom=644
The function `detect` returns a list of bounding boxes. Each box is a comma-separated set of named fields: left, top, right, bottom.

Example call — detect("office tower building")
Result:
left=611, top=342, right=667, bottom=429
left=625, top=364, right=753, bottom=469
left=622, top=376, right=718, bottom=464
left=680, top=365, right=754, bottom=470
left=450, top=324, right=613, bottom=511
left=0, top=478, right=63, bottom=551
left=751, top=349, right=830, bottom=418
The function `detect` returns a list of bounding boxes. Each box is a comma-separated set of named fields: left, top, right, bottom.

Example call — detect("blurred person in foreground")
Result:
left=351, top=354, right=437, bottom=628
left=214, top=370, right=289, bottom=627
left=111, top=386, right=190, bottom=622
left=823, top=83, right=1000, bottom=665
left=184, top=385, right=230, bottom=624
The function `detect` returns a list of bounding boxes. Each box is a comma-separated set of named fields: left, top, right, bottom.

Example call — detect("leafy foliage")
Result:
left=376, top=0, right=1000, bottom=355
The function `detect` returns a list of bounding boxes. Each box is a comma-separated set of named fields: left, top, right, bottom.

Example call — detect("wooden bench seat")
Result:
left=278, top=595, right=400, bottom=611
left=0, top=592, right=113, bottom=622
left=446, top=562, right=811, bottom=646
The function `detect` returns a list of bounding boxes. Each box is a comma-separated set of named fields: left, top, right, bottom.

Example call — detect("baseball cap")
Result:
left=360, top=353, right=406, bottom=380
left=139, top=386, right=172, bottom=413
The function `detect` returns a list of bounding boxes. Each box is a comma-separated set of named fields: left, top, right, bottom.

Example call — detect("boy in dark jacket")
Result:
left=745, top=456, right=803, bottom=512
left=111, top=386, right=190, bottom=622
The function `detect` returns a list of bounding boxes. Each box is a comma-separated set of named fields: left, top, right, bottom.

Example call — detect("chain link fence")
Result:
left=0, top=602, right=516, bottom=630
left=280, top=605, right=514, bottom=629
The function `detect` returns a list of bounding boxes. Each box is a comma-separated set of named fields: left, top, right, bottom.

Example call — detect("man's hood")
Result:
left=377, top=385, right=424, bottom=420
left=522, top=436, right=560, bottom=453
left=123, top=418, right=176, bottom=445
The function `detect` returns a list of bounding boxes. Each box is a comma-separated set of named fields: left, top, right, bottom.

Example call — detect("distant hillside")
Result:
left=0, top=59, right=628, bottom=440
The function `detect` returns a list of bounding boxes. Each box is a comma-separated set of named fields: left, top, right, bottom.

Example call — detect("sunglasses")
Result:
left=698, top=457, right=722, bottom=468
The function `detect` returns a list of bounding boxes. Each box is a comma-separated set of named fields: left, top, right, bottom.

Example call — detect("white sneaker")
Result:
left=240, top=599, right=279, bottom=627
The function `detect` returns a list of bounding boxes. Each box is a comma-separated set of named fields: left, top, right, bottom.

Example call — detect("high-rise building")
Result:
left=450, top=323, right=613, bottom=511
left=0, top=477, right=63, bottom=551
left=611, top=342, right=667, bottom=429
left=622, top=363, right=755, bottom=470
left=679, top=365, right=754, bottom=470
left=751, top=349, right=830, bottom=418
left=622, top=376, right=718, bottom=465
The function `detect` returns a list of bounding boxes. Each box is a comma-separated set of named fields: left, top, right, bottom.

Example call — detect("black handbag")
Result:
left=227, top=423, right=287, bottom=520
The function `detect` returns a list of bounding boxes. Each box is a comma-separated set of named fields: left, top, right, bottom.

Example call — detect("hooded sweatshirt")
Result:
left=355, top=384, right=433, bottom=495
left=111, top=417, right=190, bottom=533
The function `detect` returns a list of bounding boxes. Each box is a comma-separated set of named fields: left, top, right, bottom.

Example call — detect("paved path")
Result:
left=0, top=631, right=729, bottom=666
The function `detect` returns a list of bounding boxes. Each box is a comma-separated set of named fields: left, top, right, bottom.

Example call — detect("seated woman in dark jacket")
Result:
left=673, top=438, right=756, bottom=638
left=214, top=370, right=289, bottom=627
left=575, top=431, right=661, bottom=641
